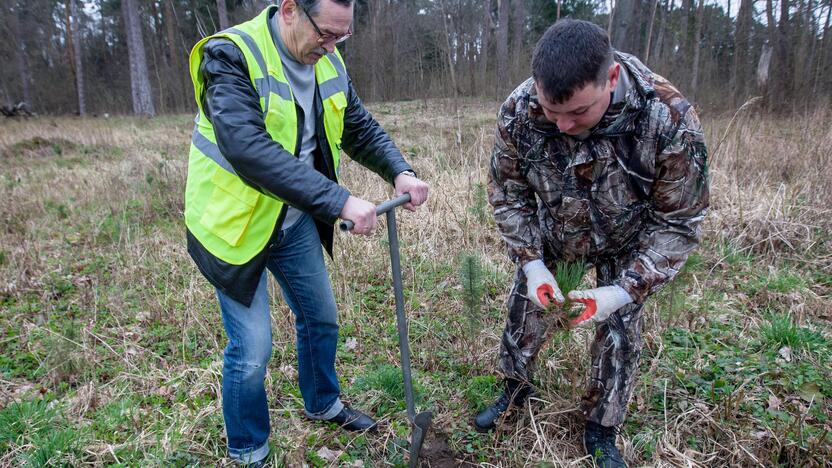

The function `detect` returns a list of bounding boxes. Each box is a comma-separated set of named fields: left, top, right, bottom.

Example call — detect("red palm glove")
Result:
left=523, top=260, right=565, bottom=309
left=567, top=286, right=633, bottom=326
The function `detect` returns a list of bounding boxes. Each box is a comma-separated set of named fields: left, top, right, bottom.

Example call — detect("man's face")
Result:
left=535, top=63, right=620, bottom=136
left=280, top=0, right=353, bottom=65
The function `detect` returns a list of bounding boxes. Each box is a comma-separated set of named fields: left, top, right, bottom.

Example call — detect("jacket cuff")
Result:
left=614, top=276, right=643, bottom=304
left=385, top=159, right=413, bottom=184
left=325, top=186, right=352, bottom=225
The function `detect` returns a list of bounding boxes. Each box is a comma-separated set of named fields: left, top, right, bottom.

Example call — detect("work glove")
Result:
left=567, top=285, right=633, bottom=326
left=523, top=260, right=565, bottom=309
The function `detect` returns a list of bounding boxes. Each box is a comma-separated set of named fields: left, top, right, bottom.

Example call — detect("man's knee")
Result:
left=226, top=328, right=272, bottom=369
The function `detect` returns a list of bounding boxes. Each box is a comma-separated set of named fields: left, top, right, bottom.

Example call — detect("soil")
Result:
left=417, top=429, right=466, bottom=467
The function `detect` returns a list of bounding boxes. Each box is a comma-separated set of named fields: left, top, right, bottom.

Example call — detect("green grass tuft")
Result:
left=760, top=313, right=829, bottom=351
left=353, top=364, right=424, bottom=415
left=463, top=375, right=500, bottom=412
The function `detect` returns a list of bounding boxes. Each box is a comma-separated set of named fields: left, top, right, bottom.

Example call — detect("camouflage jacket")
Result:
left=488, top=52, right=709, bottom=303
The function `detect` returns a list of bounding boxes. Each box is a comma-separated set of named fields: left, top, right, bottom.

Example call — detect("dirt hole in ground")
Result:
left=418, top=430, right=467, bottom=467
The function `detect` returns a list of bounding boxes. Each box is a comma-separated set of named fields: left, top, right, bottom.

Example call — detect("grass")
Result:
left=0, top=100, right=831, bottom=466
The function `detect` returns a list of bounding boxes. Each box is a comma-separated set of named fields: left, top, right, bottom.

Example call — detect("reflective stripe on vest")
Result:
left=184, top=5, right=349, bottom=265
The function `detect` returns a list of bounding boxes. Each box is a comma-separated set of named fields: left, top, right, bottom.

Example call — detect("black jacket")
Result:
left=187, top=30, right=412, bottom=307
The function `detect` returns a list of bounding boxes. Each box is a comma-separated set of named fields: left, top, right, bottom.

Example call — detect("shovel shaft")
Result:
left=339, top=193, right=429, bottom=466
left=387, top=208, right=417, bottom=422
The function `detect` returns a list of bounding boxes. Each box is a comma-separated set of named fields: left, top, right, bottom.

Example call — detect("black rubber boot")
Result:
left=583, top=421, right=627, bottom=468
left=473, top=379, right=531, bottom=432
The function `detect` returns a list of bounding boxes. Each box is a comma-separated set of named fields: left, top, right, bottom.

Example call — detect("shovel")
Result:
left=340, top=193, right=433, bottom=468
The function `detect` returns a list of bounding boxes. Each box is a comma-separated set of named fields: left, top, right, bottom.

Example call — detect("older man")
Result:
left=183, top=0, right=428, bottom=464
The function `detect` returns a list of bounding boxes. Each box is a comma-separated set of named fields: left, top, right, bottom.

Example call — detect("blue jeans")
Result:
left=216, top=214, right=343, bottom=463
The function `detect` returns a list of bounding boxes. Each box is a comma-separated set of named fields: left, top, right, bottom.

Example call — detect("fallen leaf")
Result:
left=751, top=430, right=769, bottom=440
left=768, top=394, right=782, bottom=411
left=778, top=346, right=792, bottom=362
left=799, top=382, right=824, bottom=404
left=345, top=337, right=358, bottom=352
left=317, top=446, right=342, bottom=462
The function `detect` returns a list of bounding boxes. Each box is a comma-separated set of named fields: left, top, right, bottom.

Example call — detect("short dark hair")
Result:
left=295, top=0, right=354, bottom=16
left=531, top=19, right=614, bottom=104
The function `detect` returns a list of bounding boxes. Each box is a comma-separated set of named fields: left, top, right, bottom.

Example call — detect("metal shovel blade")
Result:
left=408, top=411, right=434, bottom=468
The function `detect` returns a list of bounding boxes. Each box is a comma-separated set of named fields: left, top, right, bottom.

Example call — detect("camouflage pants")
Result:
left=498, top=258, right=644, bottom=427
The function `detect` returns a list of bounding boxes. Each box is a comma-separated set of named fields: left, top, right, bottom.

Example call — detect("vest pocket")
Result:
left=199, top=168, right=260, bottom=247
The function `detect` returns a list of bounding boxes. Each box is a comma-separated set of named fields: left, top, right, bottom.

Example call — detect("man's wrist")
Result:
left=397, top=169, right=417, bottom=178
left=610, top=284, right=635, bottom=305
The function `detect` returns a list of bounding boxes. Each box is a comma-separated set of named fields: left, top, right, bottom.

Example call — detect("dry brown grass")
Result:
left=0, top=99, right=830, bottom=466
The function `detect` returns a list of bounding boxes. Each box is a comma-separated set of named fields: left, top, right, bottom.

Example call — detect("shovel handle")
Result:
left=339, top=193, right=412, bottom=232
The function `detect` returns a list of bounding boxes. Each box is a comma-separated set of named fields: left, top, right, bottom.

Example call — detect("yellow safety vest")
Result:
left=184, top=6, right=348, bottom=265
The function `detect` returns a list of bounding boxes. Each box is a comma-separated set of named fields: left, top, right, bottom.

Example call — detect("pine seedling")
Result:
left=469, top=182, right=490, bottom=223
left=459, top=253, right=485, bottom=335
left=547, top=260, right=586, bottom=326
left=554, top=260, right=585, bottom=296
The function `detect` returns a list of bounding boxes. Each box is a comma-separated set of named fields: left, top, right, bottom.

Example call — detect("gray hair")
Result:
left=293, top=0, right=354, bottom=16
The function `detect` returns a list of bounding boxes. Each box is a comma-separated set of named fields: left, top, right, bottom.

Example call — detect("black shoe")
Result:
left=584, top=421, right=626, bottom=468
left=326, top=405, right=378, bottom=432
left=473, top=379, right=531, bottom=432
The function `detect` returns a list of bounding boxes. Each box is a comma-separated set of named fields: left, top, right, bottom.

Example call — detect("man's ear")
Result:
left=607, top=63, right=621, bottom=91
left=280, top=0, right=298, bottom=25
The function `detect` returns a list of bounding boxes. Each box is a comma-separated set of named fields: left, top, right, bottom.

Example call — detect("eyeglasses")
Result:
left=297, top=3, right=352, bottom=44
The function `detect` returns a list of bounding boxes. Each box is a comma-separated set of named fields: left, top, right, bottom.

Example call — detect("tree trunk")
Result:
left=774, top=0, right=793, bottom=107
left=479, top=2, right=492, bottom=96
left=64, top=1, right=76, bottom=90
left=368, top=0, right=381, bottom=100
left=677, top=0, right=693, bottom=71
left=9, top=1, right=32, bottom=106
left=123, top=0, right=156, bottom=116
left=654, top=0, right=670, bottom=66
left=68, top=0, right=86, bottom=115
left=689, top=0, right=705, bottom=103
left=217, top=0, right=230, bottom=31
left=761, top=0, right=777, bottom=105
left=164, top=0, right=185, bottom=111
left=731, top=0, right=753, bottom=106
left=511, top=0, right=526, bottom=84
left=795, top=0, right=815, bottom=103
left=495, top=0, right=510, bottom=99
left=611, top=0, right=642, bottom=54
left=607, top=0, right=616, bottom=35
left=813, top=0, right=832, bottom=94
left=643, top=0, right=660, bottom=62
left=440, top=0, right=459, bottom=114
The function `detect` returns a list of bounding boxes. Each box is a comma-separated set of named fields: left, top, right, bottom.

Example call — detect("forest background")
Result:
left=2, top=0, right=831, bottom=116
